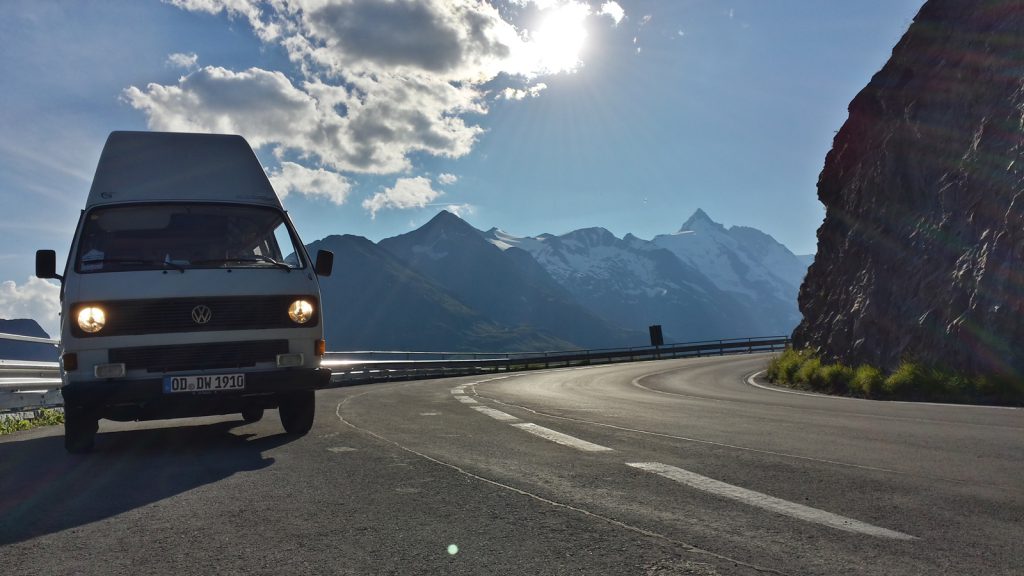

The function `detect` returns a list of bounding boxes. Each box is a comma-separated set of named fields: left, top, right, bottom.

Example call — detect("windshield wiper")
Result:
left=81, top=258, right=185, bottom=273
left=191, top=256, right=292, bottom=272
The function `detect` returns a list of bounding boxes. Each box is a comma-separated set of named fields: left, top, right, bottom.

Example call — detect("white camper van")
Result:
left=36, top=131, right=335, bottom=453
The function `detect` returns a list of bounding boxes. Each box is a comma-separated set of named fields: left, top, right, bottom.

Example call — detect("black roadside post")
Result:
left=649, top=325, right=664, bottom=360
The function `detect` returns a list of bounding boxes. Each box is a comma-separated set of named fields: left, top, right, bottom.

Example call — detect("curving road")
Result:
left=1, top=354, right=1021, bottom=575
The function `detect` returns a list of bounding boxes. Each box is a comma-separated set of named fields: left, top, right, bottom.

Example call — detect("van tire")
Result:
left=241, top=407, right=264, bottom=423
left=279, top=391, right=314, bottom=435
left=64, top=407, right=98, bottom=454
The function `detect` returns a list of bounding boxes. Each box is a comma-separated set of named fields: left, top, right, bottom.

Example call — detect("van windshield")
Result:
left=75, top=204, right=304, bottom=273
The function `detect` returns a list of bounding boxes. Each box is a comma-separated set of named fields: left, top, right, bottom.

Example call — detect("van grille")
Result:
left=71, top=296, right=318, bottom=337
left=109, top=340, right=289, bottom=373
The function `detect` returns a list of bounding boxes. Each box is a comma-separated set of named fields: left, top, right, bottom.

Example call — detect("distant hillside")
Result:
left=0, top=319, right=57, bottom=362
left=307, top=234, right=573, bottom=352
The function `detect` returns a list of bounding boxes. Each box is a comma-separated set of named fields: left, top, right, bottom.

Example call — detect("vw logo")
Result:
left=191, top=305, right=213, bottom=325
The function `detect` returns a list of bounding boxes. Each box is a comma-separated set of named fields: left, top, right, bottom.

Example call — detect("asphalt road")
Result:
left=1, top=354, right=1021, bottom=575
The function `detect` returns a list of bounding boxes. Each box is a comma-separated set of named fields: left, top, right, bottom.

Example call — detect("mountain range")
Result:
left=313, top=209, right=810, bottom=352
left=0, top=209, right=810, bottom=357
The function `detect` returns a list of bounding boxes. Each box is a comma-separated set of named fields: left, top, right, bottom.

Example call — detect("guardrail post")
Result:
left=719, top=340, right=724, bottom=356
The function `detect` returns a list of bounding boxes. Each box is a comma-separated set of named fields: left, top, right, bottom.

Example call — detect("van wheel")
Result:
left=241, top=407, right=264, bottom=423
left=64, top=407, right=98, bottom=454
left=279, top=391, right=315, bottom=435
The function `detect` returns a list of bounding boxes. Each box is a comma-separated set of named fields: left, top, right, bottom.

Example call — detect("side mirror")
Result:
left=314, top=250, right=334, bottom=277
left=36, top=250, right=62, bottom=281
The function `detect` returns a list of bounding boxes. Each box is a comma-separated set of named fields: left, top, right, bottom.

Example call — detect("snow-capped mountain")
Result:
left=650, top=209, right=806, bottom=331
left=651, top=209, right=804, bottom=301
left=379, top=211, right=640, bottom=348
left=301, top=209, right=809, bottom=352
left=485, top=209, right=809, bottom=339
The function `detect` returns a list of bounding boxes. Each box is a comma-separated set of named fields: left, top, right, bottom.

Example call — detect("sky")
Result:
left=0, top=0, right=925, bottom=335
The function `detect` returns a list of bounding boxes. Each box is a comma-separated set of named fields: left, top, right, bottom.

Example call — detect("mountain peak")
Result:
left=680, top=209, right=724, bottom=233
left=561, top=227, right=618, bottom=247
left=426, top=209, right=464, bottom=226
left=416, top=209, right=482, bottom=237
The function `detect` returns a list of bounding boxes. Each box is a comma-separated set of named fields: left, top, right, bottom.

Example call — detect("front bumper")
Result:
left=61, top=367, right=332, bottom=421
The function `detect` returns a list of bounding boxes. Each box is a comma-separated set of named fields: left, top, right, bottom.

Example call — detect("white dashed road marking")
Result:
left=512, top=423, right=614, bottom=452
left=472, top=406, right=520, bottom=422
left=626, top=462, right=917, bottom=540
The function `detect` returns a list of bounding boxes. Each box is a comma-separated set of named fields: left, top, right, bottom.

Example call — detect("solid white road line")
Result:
left=626, top=462, right=916, bottom=540
left=471, top=406, right=520, bottom=422
left=455, top=395, right=478, bottom=404
left=512, top=423, right=614, bottom=452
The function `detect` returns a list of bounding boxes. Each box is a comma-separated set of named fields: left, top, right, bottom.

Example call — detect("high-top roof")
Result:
left=86, top=131, right=282, bottom=209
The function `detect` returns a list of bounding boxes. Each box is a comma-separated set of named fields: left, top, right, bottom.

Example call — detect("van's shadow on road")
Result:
left=0, top=420, right=293, bottom=546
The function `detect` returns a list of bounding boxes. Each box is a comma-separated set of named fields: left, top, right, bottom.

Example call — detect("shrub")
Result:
left=819, top=363, right=854, bottom=394
left=795, top=357, right=823, bottom=390
left=974, top=374, right=1024, bottom=405
left=767, top=348, right=808, bottom=384
left=767, top=350, right=1024, bottom=406
left=882, top=362, right=921, bottom=397
left=850, top=365, right=884, bottom=397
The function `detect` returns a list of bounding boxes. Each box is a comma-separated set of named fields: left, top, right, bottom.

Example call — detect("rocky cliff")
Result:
left=794, top=0, right=1024, bottom=377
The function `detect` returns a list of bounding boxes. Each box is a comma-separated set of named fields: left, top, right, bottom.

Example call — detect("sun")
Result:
left=530, top=3, right=589, bottom=74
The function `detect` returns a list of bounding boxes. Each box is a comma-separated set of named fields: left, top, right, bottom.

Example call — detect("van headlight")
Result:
left=77, top=306, right=106, bottom=333
left=288, top=299, right=314, bottom=324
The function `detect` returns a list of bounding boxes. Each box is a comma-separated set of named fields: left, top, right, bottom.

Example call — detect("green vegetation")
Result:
left=0, top=408, right=64, bottom=435
left=766, top=348, right=1024, bottom=406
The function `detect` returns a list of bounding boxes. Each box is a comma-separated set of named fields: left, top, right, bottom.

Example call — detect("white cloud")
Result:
left=125, top=65, right=483, bottom=174
left=437, top=173, right=459, bottom=185
left=124, top=66, right=322, bottom=150
left=269, top=162, right=351, bottom=204
left=132, top=1, right=629, bottom=210
left=599, top=2, right=625, bottom=25
left=166, top=52, right=198, bottom=70
left=362, top=176, right=443, bottom=218
left=444, top=203, right=475, bottom=218
left=497, top=82, right=548, bottom=100
left=0, top=277, right=61, bottom=337
left=164, top=0, right=282, bottom=41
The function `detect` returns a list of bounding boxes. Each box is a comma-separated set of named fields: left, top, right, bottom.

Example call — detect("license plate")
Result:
left=163, top=373, right=246, bottom=393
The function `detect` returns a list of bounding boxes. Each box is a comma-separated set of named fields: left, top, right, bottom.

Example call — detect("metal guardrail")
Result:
left=326, top=336, right=790, bottom=384
left=0, top=332, right=789, bottom=412
left=0, top=332, right=61, bottom=412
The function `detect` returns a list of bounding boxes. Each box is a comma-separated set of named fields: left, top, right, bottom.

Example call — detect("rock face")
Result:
left=793, top=0, right=1024, bottom=377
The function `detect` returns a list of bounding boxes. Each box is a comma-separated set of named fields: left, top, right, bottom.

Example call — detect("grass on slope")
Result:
left=766, top=348, right=1024, bottom=406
